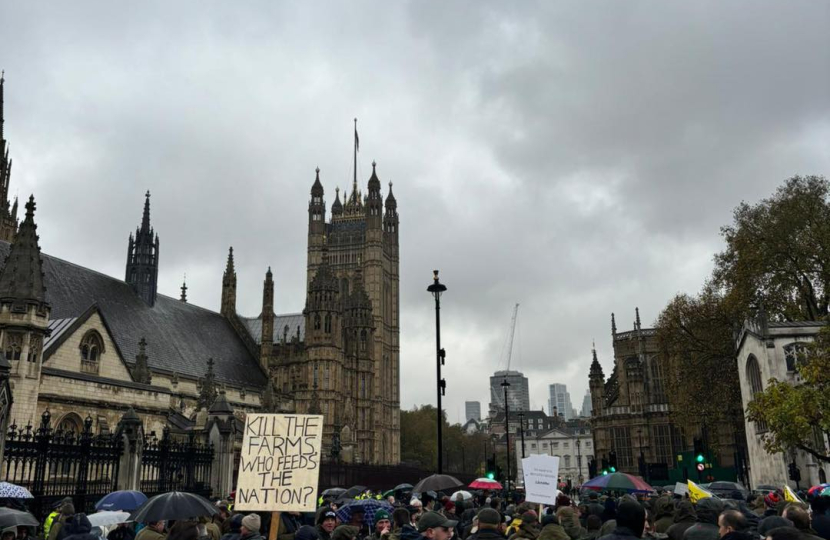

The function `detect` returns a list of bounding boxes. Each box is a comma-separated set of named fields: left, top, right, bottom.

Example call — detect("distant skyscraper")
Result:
left=548, top=383, right=573, bottom=420
left=489, top=370, right=530, bottom=414
left=465, top=401, right=481, bottom=422
left=580, top=389, right=592, bottom=417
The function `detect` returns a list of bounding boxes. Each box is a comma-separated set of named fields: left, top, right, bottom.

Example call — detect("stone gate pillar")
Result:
left=206, top=392, right=236, bottom=498
left=115, top=408, right=144, bottom=491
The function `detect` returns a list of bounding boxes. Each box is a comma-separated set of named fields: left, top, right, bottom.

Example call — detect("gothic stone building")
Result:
left=224, top=166, right=401, bottom=465
left=590, top=309, right=741, bottom=481
left=0, top=75, right=401, bottom=466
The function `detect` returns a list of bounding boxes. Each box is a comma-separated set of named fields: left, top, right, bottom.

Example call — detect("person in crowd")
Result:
left=508, top=512, right=541, bottom=540
left=456, top=508, right=476, bottom=539
left=763, top=528, right=802, bottom=540
left=137, top=522, right=166, bottom=540
left=537, top=514, right=568, bottom=540
left=557, top=507, right=586, bottom=540
left=763, top=495, right=782, bottom=518
left=45, top=499, right=74, bottom=539
left=666, top=503, right=696, bottom=540
left=48, top=500, right=76, bottom=540
left=585, top=495, right=605, bottom=523
left=197, top=517, right=220, bottom=540
left=239, top=515, right=262, bottom=540
left=683, top=498, right=724, bottom=540
left=277, top=512, right=303, bottom=540
left=2, top=527, right=16, bottom=540
left=810, top=497, right=830, bottom=540
left=581, top=516, right=603, bottom=540
left=716, top=510, right=752, bottom=540
left=220, top=516, right=243, bottom=540
left=442, top=504, right=456, bottom=520
left=758, top=517, right=793, bottom=540
left=317, top=511, right=338, bottom=540
left=63, top=514, right=98, bottom=540
left=415, top=512, right=456, bottom=540
left=653, top=498, right=675, bottom=534
left=601, top=501, right=617, bottom=525
left=597, top=500, right=645, bottom=540
left=410, top=501, right=424, bottom=527
left=15, top=526, right=31, bottom=540
left=390, top=508, right=418, bottom=540
left=782, top=505, right=822, bottom=540
left=372, top=510, right=392, bottom=540
left=108, top=523, right=136, bottom=540
left=167, top=521, right=199, bottom=540
left=348, top=509, right=367, bottom=539
left=295, top=526, right=321, bottom=540
left=332, top=527, right=359, bottom=540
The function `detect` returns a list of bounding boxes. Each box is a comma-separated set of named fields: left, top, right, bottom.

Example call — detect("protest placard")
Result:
left=235, top=413, right=323, bottom=512
left=521, top=454, right=560, bottom=505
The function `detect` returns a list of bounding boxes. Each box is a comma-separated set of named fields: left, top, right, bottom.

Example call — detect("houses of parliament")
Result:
left=0, top=75, right=401, bottom=465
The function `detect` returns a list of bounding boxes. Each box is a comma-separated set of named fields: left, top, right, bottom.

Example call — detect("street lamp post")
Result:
left=518, top=411, right=526, bottom=459
left=502, top=378, right=511, bottom=498
left=427, top=270, right=447, bottom=473
left=637, top=428, right=646, bottom=481
left=575, top=438, right=582, bottom=484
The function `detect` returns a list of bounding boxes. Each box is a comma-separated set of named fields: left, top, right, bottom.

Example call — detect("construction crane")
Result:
left=505, top=303, right=520, bottom=371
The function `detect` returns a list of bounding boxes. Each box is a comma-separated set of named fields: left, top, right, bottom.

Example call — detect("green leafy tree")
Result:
left=747, top=325, right=830, bottom=462
left=400, top=405, right=491, bottom=474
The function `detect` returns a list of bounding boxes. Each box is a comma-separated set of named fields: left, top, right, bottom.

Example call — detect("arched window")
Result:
left=4, top=333, right=22, bottom=362
left=360, top=329, right=367, bottom=352
left=784, top=343, right=808, bottom=372
left=57, top=413, right=83, bottom=436
left=746, top=354, right=767, bottom=432
left=313, top=314, right=321, bottom=331
left=324, top=314, right=332, bottom=334
left=80, top=330, right=105, bottom=374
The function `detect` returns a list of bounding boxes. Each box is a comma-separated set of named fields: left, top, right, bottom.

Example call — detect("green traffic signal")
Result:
left=696, top=454, right=704, bottom=463
left=486, top=472, right=495, bottom=480
left=610, top=467, right=616, bottom=472
left=602, top=470, right=608, bottom=475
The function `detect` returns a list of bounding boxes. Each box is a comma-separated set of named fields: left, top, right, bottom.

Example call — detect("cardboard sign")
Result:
left=235, top=414, right=323, bottom=512
left=521, top=454, right=560, bottom=505
left=674, top=482, right=689, bottom=497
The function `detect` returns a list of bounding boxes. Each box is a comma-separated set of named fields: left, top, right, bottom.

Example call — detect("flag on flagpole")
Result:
left=784, top=485, right=803, bottom=504
left=355, top=126, right=359, bottom=152
left=688, top=480, right=713, bottom=503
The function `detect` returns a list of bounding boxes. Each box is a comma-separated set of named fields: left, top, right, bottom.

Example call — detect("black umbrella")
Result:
left=342, top=485, right=368, bottom=499
left=393, top=483, right=413, bottom=492
left=129, top=491, right=218, bottom=523
left=322, top=488, right=346, bottom=498
left=412, top=474, right=463, bottom=494
left=0, top=508, right=38, bottom=529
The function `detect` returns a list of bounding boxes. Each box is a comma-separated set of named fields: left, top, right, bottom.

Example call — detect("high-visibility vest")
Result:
left=44, top=512, right=59, bottom=537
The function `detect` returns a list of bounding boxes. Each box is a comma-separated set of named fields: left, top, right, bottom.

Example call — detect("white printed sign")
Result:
left=235, top=414, right=323, bottom=512
left=522, top=454, right=560, bottom=505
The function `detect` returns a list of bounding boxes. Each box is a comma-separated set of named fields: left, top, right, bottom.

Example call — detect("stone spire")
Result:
left=0, top=195, right=48, bottom=308
left=125, top=191, right=159, bottom=306
left=0, top=72, right=18, bottom=241
left=635, top=307, right=641, bottom=331
left=260, top=266, right=274, bottom=367
left=180, top=274, right=187, bottom=303
left=611, top=312, right=617, bottom=336
left=220, top=247, right=236, bottom=317
left=197, top=358, right=218, bottom=411
left=332, top=187, right=343, bottom=216
left=589, top=343, right=604, bottom=380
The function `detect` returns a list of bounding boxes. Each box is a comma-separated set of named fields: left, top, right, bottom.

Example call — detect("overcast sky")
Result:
left=1, top=1, right=828, bottom=423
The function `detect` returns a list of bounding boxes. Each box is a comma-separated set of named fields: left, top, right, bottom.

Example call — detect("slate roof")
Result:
left=0, top=241, right=267, bottom=389
left=239, top=313, right=305, bottom=344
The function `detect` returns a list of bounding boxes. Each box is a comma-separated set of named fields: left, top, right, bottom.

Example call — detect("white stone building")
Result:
left=514, top=425, right=593, bottom=486
left=736, top=313, right=830, bottom=489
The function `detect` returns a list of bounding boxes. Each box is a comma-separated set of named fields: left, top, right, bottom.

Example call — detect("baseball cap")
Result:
left=417, top=512, right=458, bottom=533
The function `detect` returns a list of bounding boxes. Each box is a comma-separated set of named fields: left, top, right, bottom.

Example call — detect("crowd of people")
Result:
left=22, top=486, right=830, bottom=540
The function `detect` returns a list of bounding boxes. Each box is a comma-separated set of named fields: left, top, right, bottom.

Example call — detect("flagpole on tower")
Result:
left=353, top=118, right=359, bottom=196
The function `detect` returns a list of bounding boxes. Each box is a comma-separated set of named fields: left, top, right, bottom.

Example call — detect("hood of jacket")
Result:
left=694, top=499, right=723, bottom=525
left=538, top=524, right=569, bottom=540
left=557, top=509, right=585, bottom=540
left=68, top=514, right=92, bottom=535
left=654, top=498, right=674, bottom=520
left=673, top=502, right=696, bottom=524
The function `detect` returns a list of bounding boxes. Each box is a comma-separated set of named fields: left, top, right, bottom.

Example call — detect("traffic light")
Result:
left=789, top=462, right=801, bottom=482
left=486, top=457, right=496, bottom=480
left=609, top=450, right=617, bottom=469
left=609, top=466, right=616, bottom=473
left=486, top=471, right=495, bottom=480
left=696, top=453, right=705, bottom=464
left=602, top=470, right=608, bottom=476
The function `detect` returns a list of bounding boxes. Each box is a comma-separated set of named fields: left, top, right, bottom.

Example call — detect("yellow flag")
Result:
left=784, top=485, right=803, bottom=504
left=688, top=480, right=713, bottom=503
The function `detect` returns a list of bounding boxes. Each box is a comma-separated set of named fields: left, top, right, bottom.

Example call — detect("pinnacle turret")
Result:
left=125, top=191, right=159, bottom=306
left=0, top=195, right=48, bottom=307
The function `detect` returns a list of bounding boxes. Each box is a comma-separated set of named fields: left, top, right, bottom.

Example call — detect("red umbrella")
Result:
left=470, top=478, right=503, bottom=490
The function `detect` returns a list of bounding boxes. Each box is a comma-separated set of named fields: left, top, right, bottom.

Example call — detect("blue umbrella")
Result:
left=96, top=490, right=148, bottom=511
left=336, top=499, right=393, bottom=530
left=0, top=483, right=33, bottom=499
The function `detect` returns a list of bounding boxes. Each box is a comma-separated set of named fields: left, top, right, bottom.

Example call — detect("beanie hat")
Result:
left=295, top=526, right=321, bottom=540
left=477, top=509, right=501, bottom=526
left=331, top=525, right=359, bottom=540
left=541, top=515, right=558, bottom=527
left=241, top=514, right=261, bottom=533
left=375, top=509, right=390, bottom=522
left=444, top=501, right=455, bottom=512
left=521, top=510, right=538, bottom=524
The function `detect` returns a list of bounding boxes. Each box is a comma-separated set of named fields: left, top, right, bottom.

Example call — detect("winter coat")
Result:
left=63, top=515, right=99, bottom=540
left=467, top=529, right=505, bottom=540
left=49, top=514, right=75, bottom=540
left=652, top=498, right=675, bottom=535
left=389, top=525, right=421, bottom=540
left=239, top=532, right=264, bottom=540
left=718, top=532, right=754, bottom=540
left=205, top=523, right=221, bottom=540
left=108, top=526, right=137, bottom=540
left=558, top=509, right=587, bottom=540
left=665, top=502, right=696, bottom=540
left=279, top=515, right=302, bottom=540
left=813, top=514, right=830, bottom=540
left=509, top=523, right=541, bottom=540
left=538, top=524, right=570, bottom=540
left=219, top=534, right=239, bottom=540
left=601, top=502, right=617, bottom=524
left=682, top=498, right=723, bottom=540
left=136, top=528, right=167, bottom=540
left=585, top=505, right=605, bottom=522
left=315, top=527, right=332, bottom=540
left=597, top=526, right=641, bottom=540
left=578, top=531, right=600, bottom=540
